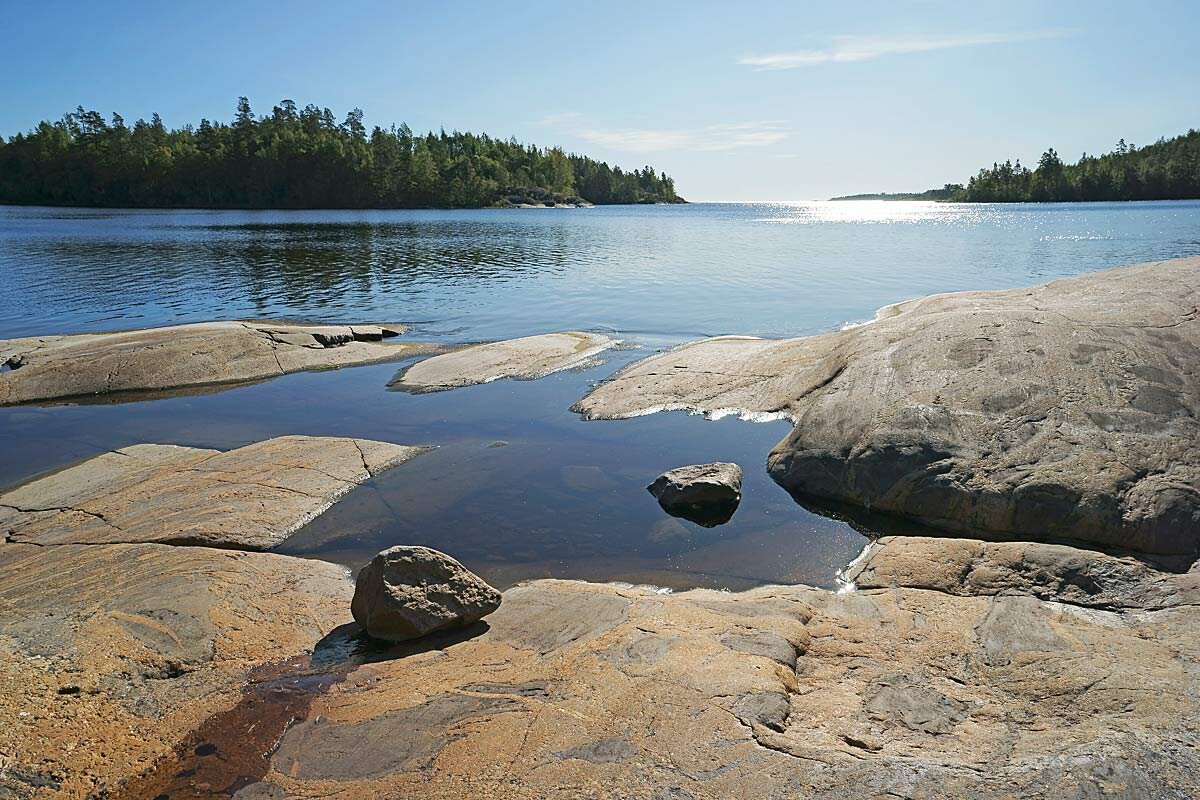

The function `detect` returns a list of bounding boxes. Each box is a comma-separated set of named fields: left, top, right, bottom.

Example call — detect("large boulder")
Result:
left=351, top=546, right=502, bottom=642
left=647, top=462, right=743, bottom=527
left=577, top=258, right=1200, bottom=555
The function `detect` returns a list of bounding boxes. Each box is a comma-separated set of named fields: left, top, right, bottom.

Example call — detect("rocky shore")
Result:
left=577, top=258, right=1200, bottom=557
left=0, top=321, right=440, bottom=405
left=1, top=259, right=1198, bottom=798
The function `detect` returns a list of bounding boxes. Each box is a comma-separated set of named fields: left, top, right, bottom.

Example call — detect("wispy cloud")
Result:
left=739, top=29, right=1073, bottom=71
left=541, top=113, right=788, bottom=153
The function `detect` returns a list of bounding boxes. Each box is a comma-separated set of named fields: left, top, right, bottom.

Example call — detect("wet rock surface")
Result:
left=390, top=331, right=615, bottom=392
left=0, top=542, right=353, bottom=800
left=1, top=436, right=428, bottom=550
left=648, top=461, right=743, bottom=527
left=4, top=530, right=1199, bottom=799
left=351, top=546, right=502, bottom=642
left=4, top=260, right=1200, bottom=798
left=577, top=258, right=1200, bottom=556
left=0, top=320, right=438, bottom=405
left=235, top=549, right=1198, bottom=799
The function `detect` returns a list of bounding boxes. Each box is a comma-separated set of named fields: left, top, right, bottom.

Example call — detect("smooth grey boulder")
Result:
left=580, top=258, right=1200, bottom=555
left=647, top=462, right=743, bottom=527
left=351, top=546, right=502, bottom=642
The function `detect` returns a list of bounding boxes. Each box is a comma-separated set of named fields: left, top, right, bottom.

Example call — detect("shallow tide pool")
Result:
left=2, top=200, right=1198, bottom=589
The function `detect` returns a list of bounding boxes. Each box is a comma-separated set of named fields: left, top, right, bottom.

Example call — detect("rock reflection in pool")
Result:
left=0, top=349, right=868, bottom=591
left=271, top=357, right=867, bottom=591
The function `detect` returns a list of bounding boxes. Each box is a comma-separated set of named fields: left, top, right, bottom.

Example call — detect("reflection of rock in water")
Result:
left=647, top=462, right=743, bottom=527
left=580, top=257, right=1200, bottom=556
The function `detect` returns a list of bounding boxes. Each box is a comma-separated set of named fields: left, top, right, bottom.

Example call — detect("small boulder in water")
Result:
left=351, top=546, right=502, bottom=642
left=647, top=462, right=743, bottom=527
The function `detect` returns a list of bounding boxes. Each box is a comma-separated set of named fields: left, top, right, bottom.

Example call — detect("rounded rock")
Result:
left=647, top=462, right=743, bottom=527
left=351, top=546, right=502, bottom=642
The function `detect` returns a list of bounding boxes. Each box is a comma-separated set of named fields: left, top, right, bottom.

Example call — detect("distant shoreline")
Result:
left=0, top=199, right=686, bottom=212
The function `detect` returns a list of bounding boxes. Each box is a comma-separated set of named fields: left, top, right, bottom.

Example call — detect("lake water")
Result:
left=2, top=201, right=1199, bottom=590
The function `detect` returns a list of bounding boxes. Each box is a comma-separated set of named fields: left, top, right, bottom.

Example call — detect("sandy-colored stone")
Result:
left=390, top=331, right=615, bottom=392
left=846, top=535, right=1200, bottom=610
left=6, top=533, right=1199, bottom=798
left=577, top=258, right=1200, bottom=555
left=244, top=548, right=1200, bottom=799
left=0, top=320, right=437, bottom=405
left=0, top=436, right=428, bottom=550
left=0, top=542, right=353, bottom=800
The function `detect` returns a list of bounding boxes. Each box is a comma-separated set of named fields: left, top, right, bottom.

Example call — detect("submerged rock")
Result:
left=351, top=546, right=502, bottom=642
left=389, top=331, right=615, bottom=393
left=578, top=258, right=1200, bottom=555
left=0, top=436, right=428, bottom=550
left=647, top=462, right=743, bottom=527
left=0, top=320, right=438, bottom=405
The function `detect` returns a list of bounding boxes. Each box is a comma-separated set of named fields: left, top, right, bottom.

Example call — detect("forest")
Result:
left=0, top=98, right=684, bottom=208
left=958, top=128, right=1200, bottom=202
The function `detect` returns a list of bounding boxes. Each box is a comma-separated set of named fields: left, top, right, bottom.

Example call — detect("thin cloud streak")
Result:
left=740, top=29, right=1074, bottom=70
left=541, top=113, right=788, bottom=153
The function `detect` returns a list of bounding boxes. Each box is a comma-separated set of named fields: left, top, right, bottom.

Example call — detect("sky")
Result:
left=1, top=0, right=1197, bottom=201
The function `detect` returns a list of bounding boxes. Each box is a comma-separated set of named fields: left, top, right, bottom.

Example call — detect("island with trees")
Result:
left=832, top=128, right=1200, bottom=203
left=0, top=98, right=684, bottom=209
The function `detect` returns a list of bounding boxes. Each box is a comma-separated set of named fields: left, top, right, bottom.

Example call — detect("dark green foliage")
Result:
left=0, top=99, right=685, bottom=208
left=959, top=130, right=1200, bottom=202
left=830, top=185, right=964, bottom=201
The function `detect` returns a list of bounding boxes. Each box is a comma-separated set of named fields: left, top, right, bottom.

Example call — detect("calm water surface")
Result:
left=2, top=201, right=1198, bottom=589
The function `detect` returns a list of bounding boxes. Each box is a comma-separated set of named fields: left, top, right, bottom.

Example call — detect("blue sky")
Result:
left=2, top=0, right=1197, bottom=200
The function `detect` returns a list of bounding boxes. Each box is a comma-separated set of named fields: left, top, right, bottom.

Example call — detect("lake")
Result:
left=2, top=200, right=1199, bottom=590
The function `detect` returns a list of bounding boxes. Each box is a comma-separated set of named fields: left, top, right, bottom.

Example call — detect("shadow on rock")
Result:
left=107, top=620, right=491, bottom=800
left=312, top=619, right=492, bottom=669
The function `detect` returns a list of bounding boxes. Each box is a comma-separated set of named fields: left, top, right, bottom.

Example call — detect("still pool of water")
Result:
left=2, top=201, right=1199, bottom=589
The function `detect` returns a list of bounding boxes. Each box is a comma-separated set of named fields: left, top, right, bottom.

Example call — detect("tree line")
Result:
left=0, top=98, right=684, bottom=209
left=957, top=129, right=1200, bottom=202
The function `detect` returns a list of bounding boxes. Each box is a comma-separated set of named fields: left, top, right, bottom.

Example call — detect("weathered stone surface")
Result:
left=577, top=258, right=1200, bottom=555
left=1, top=436, right=428, bottom=550
left=0, top=542, right=352, bottom=800
left=390, top=331, right=615, bottom=392
left=351, top=546, right=502, bottom=642
left=847, top=535, right=1200, bottom=610
left=647, top=462, right=743, bottom=527
left=0, top=320, right=434, bottom=405
left=8, top=532, right=1200, bottom=799
left=236, top=563, right=1200, bottom=799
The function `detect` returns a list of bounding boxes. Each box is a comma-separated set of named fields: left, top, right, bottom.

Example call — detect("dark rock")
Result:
left=863, top=673, right=968, bottom=734
left=555, top=736, right=639, bottom=764
left=647, top=462, right=743, bottom=527
left=351, top=546, right=502, bottom=642
left=720, top=630, right=799, bottom=668
left=271, top=694, right=522, bottom=780
left=733, top=691, right=791, bottom=731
